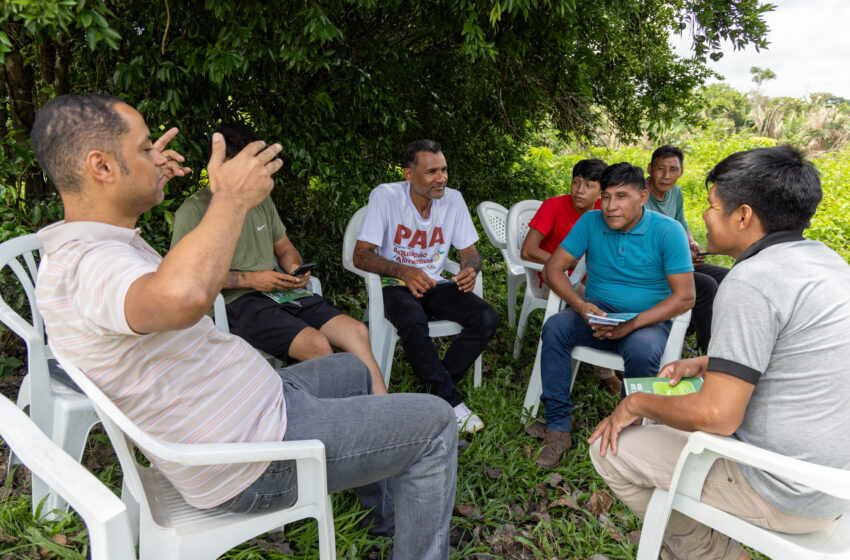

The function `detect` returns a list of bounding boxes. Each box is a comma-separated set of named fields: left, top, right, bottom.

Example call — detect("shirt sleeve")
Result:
left=75, top=243, right=158, bottom=336
left=706, top=278, right=777, bottom=384
left=267, top=198, right=287, bottom=242
left=451, top=192, right=479, bottom=250
left=661, top=220, right=694, bottom=275
left=357, top=187, right=389, bottom=247
left=674, top=188, right=689, bottom=232
left=561, top=211, right=592, bottom=258
left=528, top=198, right=555, bottom=236
left=170, top=197, right=205, bottom=249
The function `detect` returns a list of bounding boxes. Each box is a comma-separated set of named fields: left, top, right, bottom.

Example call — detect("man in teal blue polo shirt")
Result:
left=533, top=162, right=695, bottom=469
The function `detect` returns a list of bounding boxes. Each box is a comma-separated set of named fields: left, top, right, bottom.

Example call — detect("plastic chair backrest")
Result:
left=505, top=200, right=542, bottom=267
left=637, top=431, right=850, bottom=560
left=0, top=233, right=44, bottom=350
left=476, top=202, right=509, bottom=251
left=342, top=206, right=369, bottom=278
left=0, top=395, right=135, bottom=560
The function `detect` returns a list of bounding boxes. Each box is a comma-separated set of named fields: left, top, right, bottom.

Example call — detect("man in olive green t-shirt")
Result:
left=172, top=124, right=387, bottom=394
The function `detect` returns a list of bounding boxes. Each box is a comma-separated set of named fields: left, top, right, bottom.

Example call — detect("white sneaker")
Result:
left=453, top=402, right=484, bottom=434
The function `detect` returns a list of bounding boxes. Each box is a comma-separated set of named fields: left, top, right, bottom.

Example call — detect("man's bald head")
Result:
left=31, top=94, right=130, bottom=195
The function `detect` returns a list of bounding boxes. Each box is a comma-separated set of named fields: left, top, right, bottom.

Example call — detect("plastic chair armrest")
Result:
left=142, top=439, right=327, bottom=466
left=682, top=432, right=850, bottom=500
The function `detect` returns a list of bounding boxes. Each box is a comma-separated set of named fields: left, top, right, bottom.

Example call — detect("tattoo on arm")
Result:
left=459, top=248, right=482, bottom=273
left=353, top=244, right=412, bottom=278
left=223, top=271, right=249, bottom=290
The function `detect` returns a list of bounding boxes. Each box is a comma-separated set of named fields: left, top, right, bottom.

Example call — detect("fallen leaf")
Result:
left=0, top=528, right=19, bottom=543
left=628, top=530, right=642, bottom=545
left=589, top=491, right=614, bottom=516
left=548, top=495, right=580, bottom=510
left=499, top=523, right=517, bottom=539
left=50, top=534, right=68, bottom=546
left=453, top=503, right=479, bottom=517
left=605, top=526, right=626, bottom=542
left=484, top=465, right=502, bottom=479
left=524, top=418, right=547, bottom=439
left=586, top=555, right=612, bottom=560
left=546, top=472, right=564, bottom=487
left=531, top=511, right=551, bottom=523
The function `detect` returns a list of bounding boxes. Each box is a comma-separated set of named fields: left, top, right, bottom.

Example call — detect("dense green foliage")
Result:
left=0, top=0, right=773, bottom=273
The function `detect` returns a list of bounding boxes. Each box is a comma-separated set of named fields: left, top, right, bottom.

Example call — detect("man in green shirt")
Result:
left=645, top=145, right=728, bottom=352
left=172, top=123, right=387, bottom=394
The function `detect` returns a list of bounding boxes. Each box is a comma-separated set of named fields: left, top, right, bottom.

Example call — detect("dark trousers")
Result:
left=691, top=263, right=730, bottom=352
left=382, top=282, right=499, bottom=407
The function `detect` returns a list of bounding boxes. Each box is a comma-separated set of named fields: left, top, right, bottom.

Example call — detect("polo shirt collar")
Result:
left=38, top=220, right=141, bottom=253
left=734, top=229, right=805, bottom=266
left=603, top=207, right=650, bottom=235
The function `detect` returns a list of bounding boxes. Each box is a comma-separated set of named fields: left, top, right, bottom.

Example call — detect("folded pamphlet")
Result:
left=624, top=376, right=703, bottom=397
left=587, top=312, right=638, bottom=325
left=262, top=288, right=313, bottom=304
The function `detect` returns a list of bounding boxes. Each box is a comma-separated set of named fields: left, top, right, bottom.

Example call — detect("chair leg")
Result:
left=522, top=339, right=545, bottom=420
left=9, top=376, right=32, bottom=468
left=635, top=488, right=669, bottom=560
left=44, top=410, right=99, bottom=515
left=379, top=334, right=397, bottom=389
left=513, top=291, right=535, bottom=359
left=473, top=355, right=482, bottom=387
left=569, top=359, right=581, bottom=393
left=122, top=480, right=141, bottom=546
left=507, top=273, right=522, bottom=328
left=317, top=495, right=336, bottom=560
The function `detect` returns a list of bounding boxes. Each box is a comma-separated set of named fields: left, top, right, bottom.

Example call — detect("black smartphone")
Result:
left=290, top=262, right=317, bottom=277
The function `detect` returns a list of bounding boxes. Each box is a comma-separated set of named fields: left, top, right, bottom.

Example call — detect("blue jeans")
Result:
left=540, top=298, right=671, bottom=432
left=216, top=354, right=457, bottom=560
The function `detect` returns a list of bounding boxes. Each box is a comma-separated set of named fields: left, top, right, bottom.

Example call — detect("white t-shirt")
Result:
left=357, top=181, right=478, bottom=281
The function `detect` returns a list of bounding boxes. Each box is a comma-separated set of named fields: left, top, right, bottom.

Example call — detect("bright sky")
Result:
left=671, top=0, right=850, bottom=99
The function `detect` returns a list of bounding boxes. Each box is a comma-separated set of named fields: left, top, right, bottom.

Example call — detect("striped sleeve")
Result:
left=76, top=242, right=158, bottom=335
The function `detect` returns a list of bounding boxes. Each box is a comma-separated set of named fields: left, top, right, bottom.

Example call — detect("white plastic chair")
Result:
left=0, top=233, right=99, bottom=515
left=342, top=206, right=484, bottom=389
left=0, top=394, right=136, bottom=560
left=212, top=275, right=323, bottom=332
left=505, top=200, right=548, bottom=359
left=476, top=202, right=526, bottom=328
left=212, top=274, right=322, bottom=369
left=51, top=345, right=336, bottom=560
left=637, top=431, right=850, bottom=560
left=521, top=260, right=691, bottom=418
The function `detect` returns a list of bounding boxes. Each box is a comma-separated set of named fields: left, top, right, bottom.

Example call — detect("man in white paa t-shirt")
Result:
left=354, top=139, right=499, bottom=433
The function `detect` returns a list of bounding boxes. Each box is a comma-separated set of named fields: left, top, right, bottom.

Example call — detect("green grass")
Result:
left=7, top=132, right=842, bottom=558
left=0, top=262, right=657, bottom=559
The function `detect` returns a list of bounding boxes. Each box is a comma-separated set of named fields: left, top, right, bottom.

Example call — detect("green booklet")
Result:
left=380, top=277, right=407, bottom=288
left=624, top=377, right=703, bottom=397
left=262, top=288, right=313, bottom=304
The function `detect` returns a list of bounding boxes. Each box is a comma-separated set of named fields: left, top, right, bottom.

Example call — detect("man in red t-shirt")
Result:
left=521, top=158, right=621, bottom=395
left=521, top=158, right=607, bottom=286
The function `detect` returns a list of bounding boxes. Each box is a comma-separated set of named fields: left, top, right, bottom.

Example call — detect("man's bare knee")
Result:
left=290, top=329, right=333, bottom=360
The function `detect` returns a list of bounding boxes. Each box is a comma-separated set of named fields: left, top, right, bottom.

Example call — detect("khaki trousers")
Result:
left=590, top=424, right=835, bottom=559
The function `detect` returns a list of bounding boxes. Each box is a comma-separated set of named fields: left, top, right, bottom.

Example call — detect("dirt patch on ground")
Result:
left=0, top=375, right=23, bottom=402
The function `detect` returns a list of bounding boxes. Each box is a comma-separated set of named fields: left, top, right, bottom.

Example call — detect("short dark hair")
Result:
left=208, top=123, right=261, bottom=160
left=30, top=94, right=129, bottom=194
left=572, top=158, right=607, bottom=182
left=705, top=145, right=821, bottom=233
left=650, top=145, right=684, bottom=166
left=600, top=162, right=646, bottom=191
left=402, top=139, right=441, bottom=169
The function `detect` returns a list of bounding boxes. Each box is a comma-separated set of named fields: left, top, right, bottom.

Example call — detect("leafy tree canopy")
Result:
left=1, top=0, right=773, bottom=284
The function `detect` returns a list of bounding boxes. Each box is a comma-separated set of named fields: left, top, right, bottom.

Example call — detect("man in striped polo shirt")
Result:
left=31, top=94, right=457, bottom=560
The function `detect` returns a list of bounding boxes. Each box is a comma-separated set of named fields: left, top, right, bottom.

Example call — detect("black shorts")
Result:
left=225, top=291, right=343, bottom=359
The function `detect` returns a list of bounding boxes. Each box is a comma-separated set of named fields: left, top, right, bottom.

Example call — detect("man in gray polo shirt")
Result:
left=589, top=145, right=850, bottom=559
